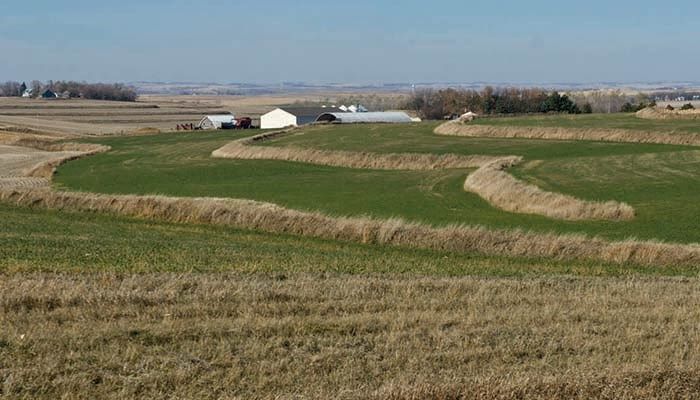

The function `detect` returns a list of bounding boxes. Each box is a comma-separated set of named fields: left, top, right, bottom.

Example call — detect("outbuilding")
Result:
left=41, top=89, right=58, bottom=99
left=315, top=111, right=414, bottom=124
left=197, top=114, right=236, bottom=130
left=260, top=106, right=340, bottom=129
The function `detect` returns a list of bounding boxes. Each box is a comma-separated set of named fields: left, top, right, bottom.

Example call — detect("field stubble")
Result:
left=2, top=273, right=700, bottom=399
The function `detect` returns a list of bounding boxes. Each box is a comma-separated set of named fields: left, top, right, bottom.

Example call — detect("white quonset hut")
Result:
left=260, top=106, right=340, bottom=129
left=198, top=115, right=235, bottom=130
left=315, top=111, right=413, bottom=124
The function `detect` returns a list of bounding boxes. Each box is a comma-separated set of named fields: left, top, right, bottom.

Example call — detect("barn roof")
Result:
left=277, top=106, right=341, bottom=118
left=315, top=111, right=413, bottom=124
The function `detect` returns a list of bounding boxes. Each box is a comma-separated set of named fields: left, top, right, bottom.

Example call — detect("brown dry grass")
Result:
left=435, top=120, right=700, bottom=146
left=2, top=272, right=700, bottom=399
left=465, top=158, right=635, bottom=221
left=213, top=129, right=500, bottom=170
left=0, top=133, right=110, bottom=185
left=1, top=188, right=698, bottom=267
left=636, top=107, right=700, bottom=120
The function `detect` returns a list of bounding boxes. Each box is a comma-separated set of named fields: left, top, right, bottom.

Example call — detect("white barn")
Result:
left=314, top=111, right=414, bottom=124
left=260, top=106, right=340, bottom=129
left=198, top=114, right=235, bottom=130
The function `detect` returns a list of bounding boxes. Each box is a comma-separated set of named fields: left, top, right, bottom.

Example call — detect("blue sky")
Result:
left=1, top=0, right=698, bottom=84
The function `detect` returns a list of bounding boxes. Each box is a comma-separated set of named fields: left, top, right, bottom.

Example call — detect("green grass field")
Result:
left=4, top=202, right=688, bottom=276
left=54, top=119, right=700, bottom=244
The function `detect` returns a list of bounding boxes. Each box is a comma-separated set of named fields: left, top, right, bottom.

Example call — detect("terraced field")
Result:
left=4, top=111, right=700, bottom=399
left=54, top=122, right=700, bottom=244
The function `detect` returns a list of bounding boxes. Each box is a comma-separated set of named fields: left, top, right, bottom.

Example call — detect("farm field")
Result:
left=2, top=203, right=700, bottom=398
left=4, top=109, right=700, bottom=399
left=54, top=122, right=700, bottom=244
left=0, top=97, right=229, bottom=136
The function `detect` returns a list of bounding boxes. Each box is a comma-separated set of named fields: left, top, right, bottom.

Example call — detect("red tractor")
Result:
left=234, top=117, right=252, bottom=129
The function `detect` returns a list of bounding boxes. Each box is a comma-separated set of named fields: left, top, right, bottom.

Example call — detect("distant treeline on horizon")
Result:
left=403, top=87, right=655, bottom=119
left=0, top=80, right=138, bottom=102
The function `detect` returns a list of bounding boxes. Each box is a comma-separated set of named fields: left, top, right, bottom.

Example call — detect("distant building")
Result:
left=22, top=88, right=33, bottom=98
left=19, top=82, right=27, bottom=95
left=41, top=89, right=58, bottom=99
left=315, top=111, right=414, bottom=124
left=197, top=114, right=236, bottom=130
left=260, top=106, right=341, bottom=129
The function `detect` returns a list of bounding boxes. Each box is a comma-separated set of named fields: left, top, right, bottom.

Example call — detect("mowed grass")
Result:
left=53, top=121, right=700, bottom=244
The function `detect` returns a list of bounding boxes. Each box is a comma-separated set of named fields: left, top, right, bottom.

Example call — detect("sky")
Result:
left=1, top=0, right=699, bottom=84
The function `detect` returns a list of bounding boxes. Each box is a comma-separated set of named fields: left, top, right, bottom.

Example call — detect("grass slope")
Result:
left=54, top=122, right=700, bottom=244
left=3, top=203, right=686, bottom=276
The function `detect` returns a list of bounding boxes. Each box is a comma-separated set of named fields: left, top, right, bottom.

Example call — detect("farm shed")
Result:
left=260, top=106, right=340, bottom=129
left=41, top=89, right=58, bottom=99
left=198, top=114, right=236, bottom=130
left=315, top=111, right=413, bottom=124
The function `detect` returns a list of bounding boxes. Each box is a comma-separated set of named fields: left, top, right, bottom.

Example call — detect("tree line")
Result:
left=403, top=87, right=653, bottom=119
left=0, top=80, right=138, bottom=102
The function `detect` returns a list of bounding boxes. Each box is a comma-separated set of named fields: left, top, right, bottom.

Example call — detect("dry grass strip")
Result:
left=213, top=128, right=635, bottom=221
left=636, top=107, right=700, bottom=120
left=0, top=133, right=110, bottom=183
left=465, top=158, right=635, bottom=221
left=213, top=129, right=498, bottom=170
left=3, top=273, right=700, bottom=399
left=1, top=188, right=698, bottom=266
left=435, top=120, right=700, bottom=146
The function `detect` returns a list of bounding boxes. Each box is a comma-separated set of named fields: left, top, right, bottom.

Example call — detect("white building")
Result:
left=314, top=111, right=414, bottom=124
left=260, top=106, right=340, bottom=129
left=197, top=114, right=235, bottom=130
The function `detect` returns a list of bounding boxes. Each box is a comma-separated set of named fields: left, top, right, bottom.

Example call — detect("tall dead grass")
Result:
left=466, top=158, right=635, bottom=221
left=435, top=120, right=700, bottom=146
left=20, top=142, right=110, bottom=178
left=636, top=107, right=700, bottom=120
left=0, top=133, right=110, bottom=179
left=213, top=129, right=498, bottom=170
left=1, top=188, right=698, bottom=266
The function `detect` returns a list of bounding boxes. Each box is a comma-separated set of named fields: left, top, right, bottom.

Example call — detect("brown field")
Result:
left=139, top=92, right=408, bottom=117
left=0, top=144, right=81, bottom=189
left=636, top=106, right=700, bottom=120
left=0, top=97, right=229, bottom=136
left=0, top=93, right=402, bottom=137
left=2, top=272, right=700, bottom=399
